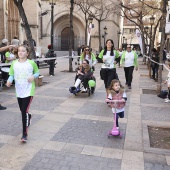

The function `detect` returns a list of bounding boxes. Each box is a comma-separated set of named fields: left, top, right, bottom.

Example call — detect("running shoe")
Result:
left=21, top=134, right=27, bottom=142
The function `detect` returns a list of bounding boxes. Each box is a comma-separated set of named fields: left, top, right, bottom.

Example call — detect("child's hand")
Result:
left=122, top=99, right=126, bottom=102
left=6, top=81, right=12, bottom=87
left=28, top=75, right=34, bottom=83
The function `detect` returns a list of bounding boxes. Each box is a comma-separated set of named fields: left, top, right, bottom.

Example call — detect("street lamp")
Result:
left=88, top=15, right=93, bottom=24
left=48, top=0, right=57, bottom=76
left=103, top=26, right=107, bottom=46
left=49, top=0, right=57, bottom=49
left=117, top=31, right=121, bottom=48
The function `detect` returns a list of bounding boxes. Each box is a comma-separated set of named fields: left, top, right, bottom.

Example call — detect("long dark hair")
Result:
left=82, top=46, right=92, bottom=59
left=103, top=39, right=114, bottom=56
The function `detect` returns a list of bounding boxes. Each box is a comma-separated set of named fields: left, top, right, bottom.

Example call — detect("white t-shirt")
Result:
left=9, top=59, right=39, bottom=98
left=101, top=51, right=115, bottom=69
left=124, top=51, right=135, bottom=67
left=85, top=54, right=93, bottom=66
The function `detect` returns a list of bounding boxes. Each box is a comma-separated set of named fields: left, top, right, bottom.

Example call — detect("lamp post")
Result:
left=117, top=31, right=121, bottom=49
left=87, top=15, right=93, bottom=46
left=49, top=0, right=57, bottom=76
left=49, top=0, right=57, bottom=49
left=103, top=26, right=107, bottom=47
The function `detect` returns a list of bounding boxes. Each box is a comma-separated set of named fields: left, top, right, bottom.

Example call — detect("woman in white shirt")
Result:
left=98, top=39, right=119, bottom=97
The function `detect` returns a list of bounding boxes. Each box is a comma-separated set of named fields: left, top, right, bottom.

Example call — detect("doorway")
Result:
left=61, top=27, right=74, bottom=51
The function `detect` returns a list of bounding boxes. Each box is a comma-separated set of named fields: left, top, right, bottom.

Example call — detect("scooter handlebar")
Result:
left=105, top=99, right=125, bottom=104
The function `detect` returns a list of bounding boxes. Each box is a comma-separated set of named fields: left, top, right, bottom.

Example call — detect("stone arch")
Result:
left=45, top=11, right=85, bottom=50
left=8, top=0, right=20, bottom=42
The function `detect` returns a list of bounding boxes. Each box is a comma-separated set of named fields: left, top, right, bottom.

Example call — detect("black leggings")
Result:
left=124, top=66, right=134, bottom=86
left=17, top=96, right=33, bottom=135
left=168, top=88, right=170, bottom=99
left=100, top=68, right=117, bottom=88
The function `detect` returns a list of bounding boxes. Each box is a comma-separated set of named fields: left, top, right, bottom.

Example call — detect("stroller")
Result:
left=69, top=75, right=96, bottom=96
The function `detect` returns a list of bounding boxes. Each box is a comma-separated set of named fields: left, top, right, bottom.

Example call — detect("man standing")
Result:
left=45, top=45, right=55, bottom=76
left=120, top=44, right=138, bottom=89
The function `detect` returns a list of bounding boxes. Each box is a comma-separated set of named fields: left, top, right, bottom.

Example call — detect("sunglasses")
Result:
left=85, top=49, right=90, bottom=51
left=82, top=62, right=87, bottom=64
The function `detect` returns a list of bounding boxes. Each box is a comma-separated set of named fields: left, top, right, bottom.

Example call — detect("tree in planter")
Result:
left=113, top=0, right=162, bottom=56
left=138, top=0, right=168, bottom=92
left=13, top=0, right=36, bottom=59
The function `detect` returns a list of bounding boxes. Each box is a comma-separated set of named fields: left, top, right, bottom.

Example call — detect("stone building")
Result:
left=0, top=0, right=121, bottom=53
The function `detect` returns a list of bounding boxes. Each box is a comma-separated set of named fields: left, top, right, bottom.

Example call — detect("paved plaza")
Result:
left=0, top=57, right=170, bottom=170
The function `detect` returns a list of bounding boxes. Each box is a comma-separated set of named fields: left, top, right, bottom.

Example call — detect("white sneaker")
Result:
left=82, top=87, right=87, bottom=92
left=165, top=99, right=170, bottom=103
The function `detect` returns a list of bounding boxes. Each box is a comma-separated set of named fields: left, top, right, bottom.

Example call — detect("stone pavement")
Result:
left=0, top=57, right=170, bottom=170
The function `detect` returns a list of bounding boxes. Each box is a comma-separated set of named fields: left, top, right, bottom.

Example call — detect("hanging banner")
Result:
left=87, top=23, right=92, bottom=46
left=135, top=29, right=143, bottom=55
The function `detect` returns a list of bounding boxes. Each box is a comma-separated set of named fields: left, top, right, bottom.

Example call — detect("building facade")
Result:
left=0, top=0, right=121, bottom=53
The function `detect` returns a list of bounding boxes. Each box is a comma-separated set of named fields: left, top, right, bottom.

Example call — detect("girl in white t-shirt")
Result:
left=7, top=45, right=39, bottom=142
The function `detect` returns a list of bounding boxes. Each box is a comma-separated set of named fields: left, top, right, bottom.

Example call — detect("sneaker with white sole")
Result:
left=165, top=99, right=170, bottom=103
left=21, top=134, right=27, bottom=143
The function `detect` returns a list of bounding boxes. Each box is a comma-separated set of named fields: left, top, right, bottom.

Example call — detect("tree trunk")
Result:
left=69, top=0, right=74, bottom=72
left=13, top=0, right=36, bottom=59
left=98, top=20, right=101, bottom=52
left=157, top=0, right=167, bottom=93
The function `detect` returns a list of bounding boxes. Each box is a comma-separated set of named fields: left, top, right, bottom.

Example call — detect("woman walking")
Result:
left=98, top=39, right=119, bottom=97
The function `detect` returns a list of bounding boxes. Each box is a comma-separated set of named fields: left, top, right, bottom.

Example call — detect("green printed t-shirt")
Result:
left=9, top=59, right=39, bottom=98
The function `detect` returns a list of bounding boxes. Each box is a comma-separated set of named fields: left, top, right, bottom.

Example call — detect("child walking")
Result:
left=164, top=71, right=170, bottom=103
left=107, top=79, right=127, bottom=129
left=6, top=45, right=39, bottom=142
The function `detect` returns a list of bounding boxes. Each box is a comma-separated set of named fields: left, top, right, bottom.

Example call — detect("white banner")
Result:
left=135, top=29, right=143, bottom=55
left=87, top=23, right=92, bottom=46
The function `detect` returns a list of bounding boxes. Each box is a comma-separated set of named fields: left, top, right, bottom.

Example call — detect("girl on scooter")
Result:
left=107, top=79, right=127, bottom=129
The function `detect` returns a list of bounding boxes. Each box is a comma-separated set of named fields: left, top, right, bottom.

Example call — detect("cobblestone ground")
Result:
left=0, top=57, right=170, bottom=170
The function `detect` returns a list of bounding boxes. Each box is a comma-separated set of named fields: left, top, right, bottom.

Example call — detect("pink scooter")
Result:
left=105, top=99, right=125, bottom=139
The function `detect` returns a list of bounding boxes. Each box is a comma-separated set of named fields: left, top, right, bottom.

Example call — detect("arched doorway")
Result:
left=61, top=27, right=74, bottom=51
